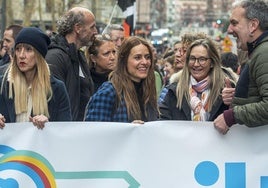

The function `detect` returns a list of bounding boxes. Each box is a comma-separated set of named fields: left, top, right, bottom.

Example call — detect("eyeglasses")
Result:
left=189, top=56, right=210, bottom=66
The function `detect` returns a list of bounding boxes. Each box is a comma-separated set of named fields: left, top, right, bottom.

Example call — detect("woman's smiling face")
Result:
left=188, top=45, right=211, bottom=82
left=127, top=44, right=152, bottom=82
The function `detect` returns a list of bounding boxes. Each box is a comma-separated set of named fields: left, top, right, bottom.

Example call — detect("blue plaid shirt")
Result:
left=84, top=81, right=128, bottom=122
left=158, top=87, right=168, bottom=104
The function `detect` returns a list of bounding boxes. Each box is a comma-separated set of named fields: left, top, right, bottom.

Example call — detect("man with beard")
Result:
left=214, top=0, right=268, bottom=134
left=46, top=7, right=98, bottom=121
left=0, top=24, right=23, bottom=74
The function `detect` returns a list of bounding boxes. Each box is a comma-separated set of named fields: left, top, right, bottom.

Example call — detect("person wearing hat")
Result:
left=0, top=27, right=72, bottom=129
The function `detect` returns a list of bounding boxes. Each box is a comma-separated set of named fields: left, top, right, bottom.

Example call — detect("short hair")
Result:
left=5, top=24, right=23, bottom=39
left=57, top=7, right=90, bottom=36
left=233, top=0, right=268, bottom=31
left=181, top=32, right=207, bottom=49
left=163, top=49, right=174, bottom=59
left=221, top=52, right=239, bottom=72
left=103, top=24, right=124, bottom=35
left=173, top=40, right=181, bottom=46
left=164, top=55, right=175, bottom=67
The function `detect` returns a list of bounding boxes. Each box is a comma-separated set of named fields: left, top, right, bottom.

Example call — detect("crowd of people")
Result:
left=0, top=0, right=267, bottom=135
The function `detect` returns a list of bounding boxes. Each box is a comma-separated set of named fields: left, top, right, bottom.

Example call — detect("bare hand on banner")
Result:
left=29, top=115, right=49, bottom=129
left=0, top=113, right=6, bottom=129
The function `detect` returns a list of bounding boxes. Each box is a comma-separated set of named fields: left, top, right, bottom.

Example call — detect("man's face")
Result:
left=78, top=12, right=98, bottom=47
left=227, top=7, right=252, bottom=51
left=3, top=29, right=15, bottom=55
left=110, top=30, right=125, bottom=48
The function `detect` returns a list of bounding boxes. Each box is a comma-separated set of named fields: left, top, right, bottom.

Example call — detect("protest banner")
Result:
left=1, top=121, right=268, bottom=188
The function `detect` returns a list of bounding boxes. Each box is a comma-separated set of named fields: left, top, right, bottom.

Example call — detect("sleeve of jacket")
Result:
left=46, top=48, right=69, bottom=82
left=0, top=77, right=8, bottom=121
left=49, top=77, right=72, bottom=121
left=159, top=84, right=177, bottom=120
left=84, top=82, right=116, bottom=121
left=233, top=48, right=268, bottom=127
left=0, top=76, right=12, bottom=122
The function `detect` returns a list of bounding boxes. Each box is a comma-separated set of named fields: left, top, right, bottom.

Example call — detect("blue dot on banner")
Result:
left=194, top=161, right=219, bottom=186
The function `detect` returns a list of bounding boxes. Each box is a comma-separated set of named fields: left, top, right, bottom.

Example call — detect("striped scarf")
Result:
left=189, top=76, right=210, bottom=121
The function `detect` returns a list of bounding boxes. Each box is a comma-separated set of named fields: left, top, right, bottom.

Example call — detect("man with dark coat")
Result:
left=46, top=7, right=98, bottom=121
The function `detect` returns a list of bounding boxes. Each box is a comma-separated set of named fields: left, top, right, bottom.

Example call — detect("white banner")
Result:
left=0, top=121, right=268, bottom=188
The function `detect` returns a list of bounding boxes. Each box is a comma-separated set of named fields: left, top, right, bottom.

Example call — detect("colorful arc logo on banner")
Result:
left=0, top=145, right=56, bottom=188
left=0, top=145, right=140, bottom=187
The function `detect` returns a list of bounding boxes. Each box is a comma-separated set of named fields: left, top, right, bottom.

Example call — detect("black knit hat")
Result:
left=15, top=27, right=51, bottom=58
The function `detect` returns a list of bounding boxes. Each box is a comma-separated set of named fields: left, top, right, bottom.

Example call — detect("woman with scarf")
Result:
left=159, top=38, right=237, bottom=121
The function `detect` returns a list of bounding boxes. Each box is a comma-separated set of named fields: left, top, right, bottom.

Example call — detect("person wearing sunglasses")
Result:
left=159, top=38, right=237, bottom=121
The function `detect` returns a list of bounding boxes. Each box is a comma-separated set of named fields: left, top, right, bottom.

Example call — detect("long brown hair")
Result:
left=110, top=36, right=158, bottom=120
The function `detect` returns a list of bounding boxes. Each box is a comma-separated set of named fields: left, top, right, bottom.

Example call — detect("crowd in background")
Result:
left=0, top=0, right=268, bottom=135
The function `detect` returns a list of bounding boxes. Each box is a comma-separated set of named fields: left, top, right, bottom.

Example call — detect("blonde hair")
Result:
left=6, top=45, right=52, bottom=117
left=85, top=34, right=113, bottom=69
left=181, top=32, right=208, bottom=49
left=176, top=38, right=233, bottom=112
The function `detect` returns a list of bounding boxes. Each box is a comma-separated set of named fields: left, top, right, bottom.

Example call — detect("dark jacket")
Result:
left=159, top=82, right=229, bottom=121
left=90, top=68, right=110, bottom=93
left=0, top=76, right=72, bottom=122
left=45, top=33, right=94, bottom=121
left=0, top=63, right=9, bottom=76
left=231, top=32, right=268, bottom=126
left=0, top=53, right=10, bottom=67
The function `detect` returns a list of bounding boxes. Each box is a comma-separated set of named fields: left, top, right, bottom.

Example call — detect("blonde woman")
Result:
left=85, top=34, right=116, bottom=93
left=159, top=38, right=237, bottom=121
left=0, top=27, right=71, bottom=129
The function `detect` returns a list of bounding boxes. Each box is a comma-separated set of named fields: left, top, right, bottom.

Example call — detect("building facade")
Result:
left=1, top=0, right=258, bottom=37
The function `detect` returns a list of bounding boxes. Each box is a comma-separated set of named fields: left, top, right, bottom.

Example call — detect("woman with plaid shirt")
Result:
left=84, top=36, right=159, bottom=123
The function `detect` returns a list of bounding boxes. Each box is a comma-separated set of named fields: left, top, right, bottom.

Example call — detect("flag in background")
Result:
left=118, top=0, right=136, bottom=36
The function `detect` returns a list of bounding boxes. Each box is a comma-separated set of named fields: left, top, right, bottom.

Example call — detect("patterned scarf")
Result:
left=189, top=76, right=210, bottom=121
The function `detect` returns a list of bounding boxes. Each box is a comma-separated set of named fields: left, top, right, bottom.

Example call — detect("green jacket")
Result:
left=232, top=33, right=268, bottom=127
